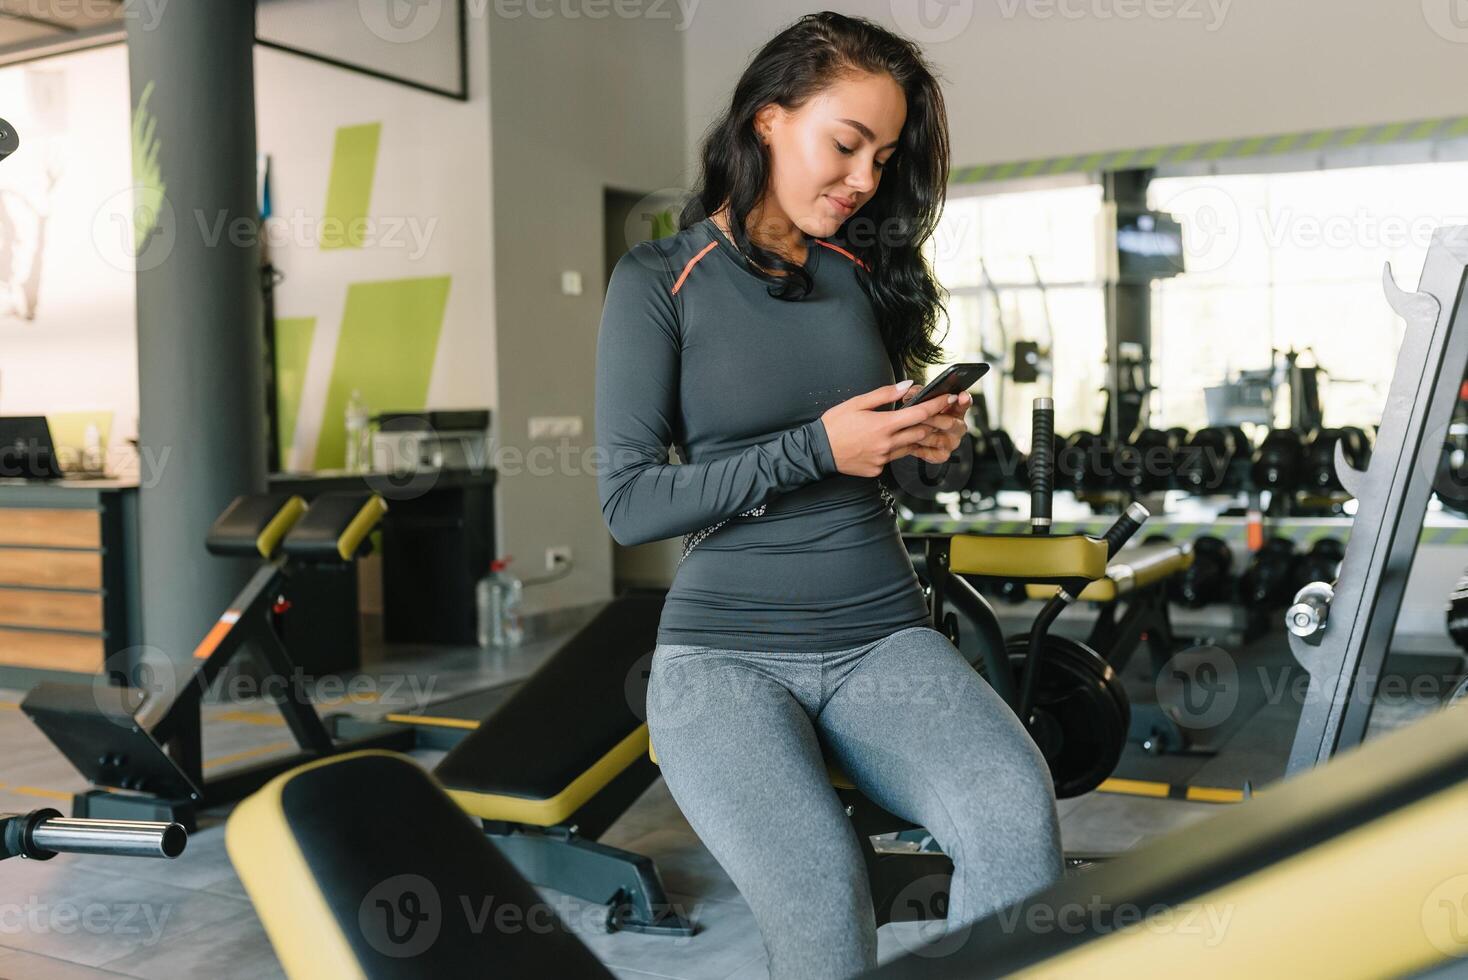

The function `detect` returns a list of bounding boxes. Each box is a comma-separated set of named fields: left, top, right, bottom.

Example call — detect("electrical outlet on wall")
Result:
left=546, top=546, right=572, bottom=572
left=528, top=416, right=583, bottom=440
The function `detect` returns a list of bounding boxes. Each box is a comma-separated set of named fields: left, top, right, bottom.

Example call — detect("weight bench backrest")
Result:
left=205, top=494, right=307, bottom=559
left=281, top=492, right=388, bottom=564
left=225, top=751, right=613, bottom=979
left=435, top=594, right=664, bottom=825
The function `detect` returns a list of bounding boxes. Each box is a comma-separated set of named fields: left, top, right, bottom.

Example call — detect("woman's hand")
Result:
left=899, top=388, right=972, bottom=465
left=820, top=381, right=968, bottom=478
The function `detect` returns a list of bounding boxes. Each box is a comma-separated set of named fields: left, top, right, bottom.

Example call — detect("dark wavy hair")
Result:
left=679, top=10, right=950, bottom=380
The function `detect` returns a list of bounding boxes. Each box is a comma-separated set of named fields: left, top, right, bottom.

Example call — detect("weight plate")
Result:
left=977, top=636, right=1130, bottom=798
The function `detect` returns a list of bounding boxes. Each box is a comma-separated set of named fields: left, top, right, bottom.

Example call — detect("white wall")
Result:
left=0, top=36, right=495, bottom=477
left=683, top=0, right=1468, bottom=171
left=255, top=42, right=494, bottom=470
left=0, top=46, right=137, bottom=468
left=484, top=5, right=686, bottom=615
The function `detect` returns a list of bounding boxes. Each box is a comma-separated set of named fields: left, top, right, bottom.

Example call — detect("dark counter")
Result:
left=270, top=469, right=498, bottom=646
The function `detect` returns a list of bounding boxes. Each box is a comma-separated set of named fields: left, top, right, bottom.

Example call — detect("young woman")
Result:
left=595, top=12, right=1061, bottom=978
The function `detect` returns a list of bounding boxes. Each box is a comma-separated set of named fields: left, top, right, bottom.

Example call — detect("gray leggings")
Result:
left=646, top=624, right=1063, bottom=979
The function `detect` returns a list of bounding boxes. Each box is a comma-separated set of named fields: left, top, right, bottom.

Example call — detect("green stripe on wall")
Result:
left=312, top=277, right=452, bottom=470
left=952, top=113, right=1468, bottom=185
left=274, top=316, right=317, bottom=469
left=321, top=123, right=382, bottom=250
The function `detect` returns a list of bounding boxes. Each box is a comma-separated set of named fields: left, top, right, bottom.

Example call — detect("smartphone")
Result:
left=896, top=362, right=990, bottom=409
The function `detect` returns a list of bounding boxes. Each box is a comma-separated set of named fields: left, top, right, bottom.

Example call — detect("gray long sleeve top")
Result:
left=595, top=217, right=930, bottom=651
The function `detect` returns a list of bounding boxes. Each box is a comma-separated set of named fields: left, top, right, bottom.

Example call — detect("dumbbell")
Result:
left=1251, top=429, right=1307, bottom=494
left=1176, top=427, right=1226, bottom=493
left=1176, top=426, right=1251, bottom=495
left=1169, top=535, right=1235, bottom=608
left=1222, top=426, right=1255, bottom=491
left=963, top=428, right=1022, bottom=502
left=1303, top=429, right=1371, bottom=494
left=1115, top=428, right=1175, bottom=495
left=1238, top=536, right=1300, bottom=608
left=1339, top=425, right=1372, bottom=461
left=1447, top=570, right=1468, bottom=654
left=1293, top=537, right=1344, bottom=591
left=1057, top=431, right=1116, bottom=495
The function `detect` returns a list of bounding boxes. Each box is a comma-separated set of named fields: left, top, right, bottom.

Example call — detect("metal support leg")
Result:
left=1286, top=228, right=1468, bottom=774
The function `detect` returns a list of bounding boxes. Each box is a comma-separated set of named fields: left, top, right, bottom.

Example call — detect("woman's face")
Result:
left=754, top=71, right=906, bottom=242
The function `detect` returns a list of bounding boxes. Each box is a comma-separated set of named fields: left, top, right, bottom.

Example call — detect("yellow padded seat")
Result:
left=1026, top=541, right=1194, bottom=603
left=448, top=725, right=652, bottom=826
left=949, top=533, right=1109, bottom=581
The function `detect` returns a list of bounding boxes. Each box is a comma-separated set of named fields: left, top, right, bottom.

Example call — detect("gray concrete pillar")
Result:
left=128, top=2, right=264, bottom=668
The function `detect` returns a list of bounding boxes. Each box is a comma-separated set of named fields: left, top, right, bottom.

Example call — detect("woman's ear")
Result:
left=752, top=103, right=781, bottom=145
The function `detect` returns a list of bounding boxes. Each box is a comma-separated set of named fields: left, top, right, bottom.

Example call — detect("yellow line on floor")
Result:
left=384, top=713, right=479, bottom=730
left=0, top=702, right=20, bottom=711
left=319, top=693, right=382, bottom=705
left=213, top=710, right=287, bottom=727
left=1097, top=777, right=1244, bottom=804
left=13, top=786, right=71, bottom=801
left=1098, top=778, right=1171, bottom=798
left=203, top=741, right=296, bottom=771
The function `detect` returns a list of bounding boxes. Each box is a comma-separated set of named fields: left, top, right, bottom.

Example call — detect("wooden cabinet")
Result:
left=0, top=483, right=139, bottom=680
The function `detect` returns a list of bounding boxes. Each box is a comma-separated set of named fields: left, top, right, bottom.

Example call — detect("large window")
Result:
left=931, top=161, right=1468, bottom=442
left=928, top=182, right=1107, bottom=447
left=1150, top=164, right=1468, bottom=432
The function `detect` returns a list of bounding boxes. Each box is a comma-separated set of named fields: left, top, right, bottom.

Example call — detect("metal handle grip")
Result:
left=1030, top=398, right=1054, bottom=534
left=12, top=813, right=187, bottom=860
left=1102, top=501, right=1150, bottom=559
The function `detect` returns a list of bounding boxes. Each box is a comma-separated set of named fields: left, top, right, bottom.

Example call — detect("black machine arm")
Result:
left=1102, top=501, right=1150, bottom=559
left=1017, top=502, right=1151, bottom=721
left=1029, top=397, right=1054, bottom=534
left=0, top=809, right=185, bottom=861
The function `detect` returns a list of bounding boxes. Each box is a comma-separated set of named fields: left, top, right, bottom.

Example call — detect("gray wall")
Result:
left=487, top=10, right=686, bottom=613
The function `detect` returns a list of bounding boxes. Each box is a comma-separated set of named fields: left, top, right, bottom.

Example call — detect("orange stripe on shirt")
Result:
left=671, top=242, right=719, bottom=295
left=815, top=240, right=870, bottom=272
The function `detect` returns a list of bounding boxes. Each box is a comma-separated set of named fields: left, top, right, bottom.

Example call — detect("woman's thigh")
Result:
left=647, top=646, right=863, bottom=872
left=646, top=646, right=877, bottom=963
left=813, top=628, right=1062, bottom=917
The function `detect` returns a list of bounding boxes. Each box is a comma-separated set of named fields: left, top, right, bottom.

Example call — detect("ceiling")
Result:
left=0, top=0, right=124, bottom=65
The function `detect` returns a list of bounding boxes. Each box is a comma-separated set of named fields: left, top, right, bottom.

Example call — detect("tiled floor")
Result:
left=0, top=610, right=1452, bottom=978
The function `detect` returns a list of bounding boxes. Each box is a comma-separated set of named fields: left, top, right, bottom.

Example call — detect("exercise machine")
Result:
left=1284, top=226, right=1468, bottom=772
left=432, top=593, right=694, bottom=936
left=225, top=696, right=1468, bottom=978
left=21, top=492, right=412, bottom=828
left=918, top=398, right=1196, bottom=794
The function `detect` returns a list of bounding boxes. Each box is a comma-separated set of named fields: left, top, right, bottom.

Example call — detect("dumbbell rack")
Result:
left=1285, top=227, right=1468, bottom=774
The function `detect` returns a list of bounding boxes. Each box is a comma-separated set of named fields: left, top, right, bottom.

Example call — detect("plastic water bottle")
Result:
left=345, top=390, right=370, bottom=473
left=82, top=422, right=102, bottom=473
left=476, top=556, right=524, bottom=649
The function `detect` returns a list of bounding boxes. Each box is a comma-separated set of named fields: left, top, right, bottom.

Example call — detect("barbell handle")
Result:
left=1, top=810, right=186, bottom=861
left=1286, top=581, right=1334, bottom=638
